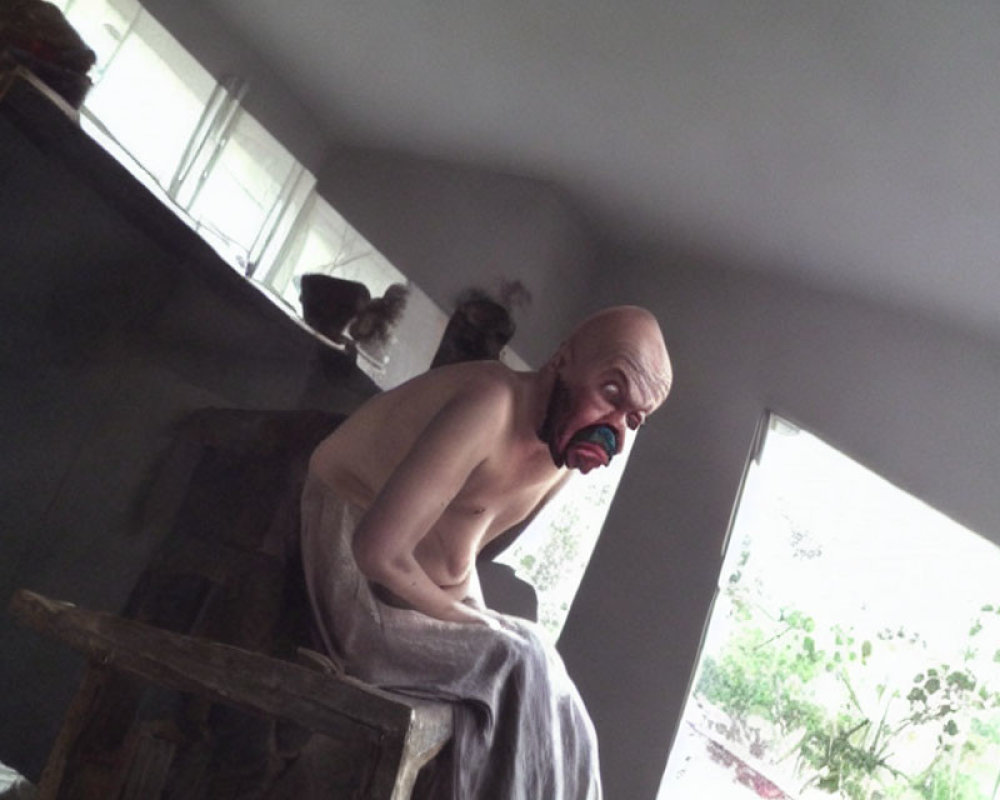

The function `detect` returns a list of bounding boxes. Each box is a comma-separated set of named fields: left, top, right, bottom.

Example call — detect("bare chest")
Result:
left=415, top=453, right=560, bottom=584
left=463, top=446, right=560, bottom=531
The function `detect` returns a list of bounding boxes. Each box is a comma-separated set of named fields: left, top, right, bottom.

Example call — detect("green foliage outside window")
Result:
left=696, top=553, right=1000, bottom=799
left=504, top=477, right=616, bottom=637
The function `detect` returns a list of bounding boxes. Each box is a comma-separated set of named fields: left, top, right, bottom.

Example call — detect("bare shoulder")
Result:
left=314, top=361, right=521, bottom=471
left=414, top=359, right=518, bottom=394
left=439, top=360, right=520, bottom=406
left=380, top=360, right=519, bottom=417
left=412, top=362, right=522, bottom=446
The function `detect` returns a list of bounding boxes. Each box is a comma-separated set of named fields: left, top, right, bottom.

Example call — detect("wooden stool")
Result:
left=10, top=590, right=452, bottom=800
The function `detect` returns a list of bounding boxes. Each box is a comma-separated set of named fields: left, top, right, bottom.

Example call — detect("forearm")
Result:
left=358, top=551, right=485, bottom=624
left=463, top=566, right=486, bottom=610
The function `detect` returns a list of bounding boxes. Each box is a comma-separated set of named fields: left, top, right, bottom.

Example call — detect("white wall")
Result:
left=559, top=249, right=1000, bottom=799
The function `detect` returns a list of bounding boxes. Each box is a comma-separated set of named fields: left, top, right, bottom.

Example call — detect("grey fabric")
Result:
left=300, top=472, right=603, bottom=800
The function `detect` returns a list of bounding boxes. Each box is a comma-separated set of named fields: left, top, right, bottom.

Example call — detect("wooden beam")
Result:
left=9, top=590, right=448, bottom=744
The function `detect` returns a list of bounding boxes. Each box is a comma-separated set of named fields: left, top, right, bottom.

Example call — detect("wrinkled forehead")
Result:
left=574, top=336, right=671, bottom=409
left=565, top=307, right=672, bottom=405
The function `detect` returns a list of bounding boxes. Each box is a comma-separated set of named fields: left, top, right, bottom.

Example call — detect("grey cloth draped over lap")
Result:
left=299, top=472, right=603, bottom=800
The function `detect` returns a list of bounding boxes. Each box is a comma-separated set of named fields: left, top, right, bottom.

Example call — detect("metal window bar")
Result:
left=168, top=74, right=249, bottom=211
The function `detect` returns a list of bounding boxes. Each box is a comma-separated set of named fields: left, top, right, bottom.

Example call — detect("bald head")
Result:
left=563, top=306, right=672, bottom=410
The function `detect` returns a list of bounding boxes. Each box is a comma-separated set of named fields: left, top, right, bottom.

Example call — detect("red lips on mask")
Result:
left=564, top=424, right=617, bottom=472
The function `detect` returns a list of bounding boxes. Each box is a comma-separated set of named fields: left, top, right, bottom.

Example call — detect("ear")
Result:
left=544, top=341, right=569, bottom=374
left=555, top=340, right=571, bottom=368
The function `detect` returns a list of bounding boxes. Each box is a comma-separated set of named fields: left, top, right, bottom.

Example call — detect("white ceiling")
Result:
left=204, top=0, right=1000, bottom=340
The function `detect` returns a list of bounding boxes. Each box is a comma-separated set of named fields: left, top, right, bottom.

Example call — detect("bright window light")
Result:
left=497, top=437, right=635, bottom=639
left=80, top=8, right=217, bottom=189
left=184, top=110, right=302, bottom=266
left=55, top=0, right=318, bottom=276
left=659, top=414, right=1000, bottom=800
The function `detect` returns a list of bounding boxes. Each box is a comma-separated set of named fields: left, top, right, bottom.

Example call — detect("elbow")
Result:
left=351, top=531, right=405, bottom=586
left=351, top=533, right=382, bottom=580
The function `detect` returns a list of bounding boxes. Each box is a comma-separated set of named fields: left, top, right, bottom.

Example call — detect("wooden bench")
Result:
left=10, top=589, right=452, bottom=800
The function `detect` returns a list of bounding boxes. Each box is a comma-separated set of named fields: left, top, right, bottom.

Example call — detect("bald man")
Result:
left=300, top=306, right=671, bottom=799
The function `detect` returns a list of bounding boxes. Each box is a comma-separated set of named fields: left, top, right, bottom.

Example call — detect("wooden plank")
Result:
left=11, top=590, right=455, bottom=799
left=367, top=695, right=453, bottom=800
left=0, top=66, right=79, bottom=121
left=9, top=591, right=442, bottom=744
left=34, top=665, right=110, bottom=800
left=395, top=700, right=453, bottom=799
left=117, top=725, right=175, bottom=800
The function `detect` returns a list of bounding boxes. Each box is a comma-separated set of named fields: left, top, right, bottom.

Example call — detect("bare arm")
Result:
left=351, top=383, right=508, bottom=626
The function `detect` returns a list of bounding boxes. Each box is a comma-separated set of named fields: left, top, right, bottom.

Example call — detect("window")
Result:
left=254, top=193, right=448, bottom=388
left=75, top=0, right=217, bottom=189
left=659, top=413, right=1000, bottom=800
left=496, top=438, right=635, bottom=638
left=257, top=193, right=410, bottom=314
left=55, top=0, right=316, bottom=275
left=51, top=0, right=450, bottom=387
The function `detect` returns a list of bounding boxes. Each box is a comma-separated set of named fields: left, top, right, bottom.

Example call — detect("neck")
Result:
left=526, top=365, right=556, bottom=434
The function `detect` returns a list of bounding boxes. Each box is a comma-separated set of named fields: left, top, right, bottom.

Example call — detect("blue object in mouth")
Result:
left=572, top=424, right=617, bottom=458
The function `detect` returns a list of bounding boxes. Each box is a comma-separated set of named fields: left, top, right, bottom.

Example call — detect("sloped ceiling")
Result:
left=203, top=0, right=1000, bottom=340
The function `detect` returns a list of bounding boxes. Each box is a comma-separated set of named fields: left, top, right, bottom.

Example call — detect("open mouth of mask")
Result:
left=568, top=424, right=618, bottom=460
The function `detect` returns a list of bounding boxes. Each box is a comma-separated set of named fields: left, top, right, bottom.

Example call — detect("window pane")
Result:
left=496, top=438, right=634, bottom=638
left=659, top=414, right=1000, bottom=799
left=186, top=111, right=300, bottom=264
left=81, top=9, right=216, bottom=188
